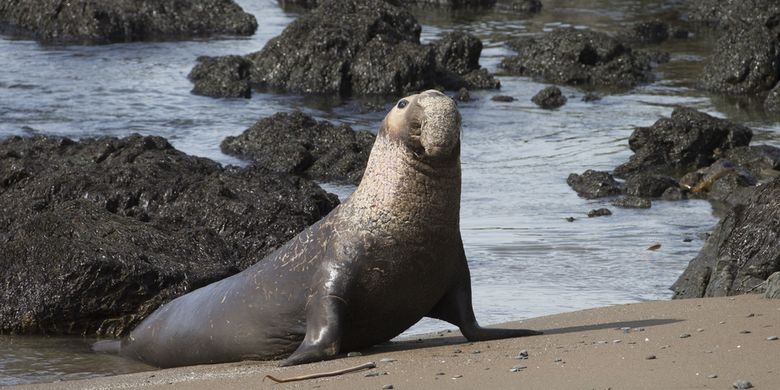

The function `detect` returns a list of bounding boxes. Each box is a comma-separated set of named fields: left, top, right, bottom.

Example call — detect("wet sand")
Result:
left=12, top=294, right=780, bottom=390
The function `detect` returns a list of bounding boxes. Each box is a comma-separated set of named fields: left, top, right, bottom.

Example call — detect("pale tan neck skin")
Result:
left=344, top=90, right=463, bottom=234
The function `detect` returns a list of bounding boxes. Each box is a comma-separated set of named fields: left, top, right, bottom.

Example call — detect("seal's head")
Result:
left=381, top=89, right=462, bottom=161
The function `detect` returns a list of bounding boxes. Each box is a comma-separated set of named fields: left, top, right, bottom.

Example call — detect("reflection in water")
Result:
left=0, top=336, right=153, bottom=386
left=1, top=0, right=779, bottom=386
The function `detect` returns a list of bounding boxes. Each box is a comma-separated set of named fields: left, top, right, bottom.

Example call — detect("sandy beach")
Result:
left=12, top=294, right=779, bottom=390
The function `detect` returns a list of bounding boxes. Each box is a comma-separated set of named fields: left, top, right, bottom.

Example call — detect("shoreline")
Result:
left=12, top=294, right=779, bottom=389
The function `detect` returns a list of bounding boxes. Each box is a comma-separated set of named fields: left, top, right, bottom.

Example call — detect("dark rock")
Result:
left=687, top=0, right=780, bottom=27
left=221, top=112, right=375, bottom=184
left=432, top=32, right=482, bottom=75
left=614, top=108, right=752, bottom=178
left=699, top=23, right=780, bottom=96
left=491, top=95, right=515, bottom=102
left=457, top=88, right=471, bottom=102
left=582, top=93, right=602, bottom=102
left=509, top=0, right=542, bottom=14
left=531, top=86, right=567, bottom=109
left=350, top=40, right=437, bottom=95
left=432, top=32, right=500, bottom=91
left=278, top=0, right=319, bottom=9
left=500, top=28, right=655, bottom=89
left=662, top=186, right=686, bottom=200
left=621, top=21, right=670, bottom=45
left=566, top=170, right=623, bottom=199
left=0, top=0, right=257, bottom=44
left=625, top=174, right=678, bottom=197
left=587, top=208, right=612, bottom=217
left=194, top=0, right=497, bottom=98
left=189, top=56, right=252, bottom=99
left=765, top=83, right=780, bottom=112
left=611, top=196, right=651, bottom=209
left=0, top=134, right=338, bottom=337
left=672, top=176, right=780, bottom=299
left=766, top=272, right=780, bottom=299
left=723, top=145, right=780, bottom=179
left=680, top=159, right=758, bottom=206
left=399, top=0, right=496, bottom=7
left=247, top=0, right=425, bottom=96
left=461, top=68, right=501, bottom=89
left=671, top=27, right=690, bottom=39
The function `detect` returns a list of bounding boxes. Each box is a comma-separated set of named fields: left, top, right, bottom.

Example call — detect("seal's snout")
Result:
left=417, top=90, right=461, bottom=158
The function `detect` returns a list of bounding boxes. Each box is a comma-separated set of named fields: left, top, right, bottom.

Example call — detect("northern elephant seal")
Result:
left=108, top=89, right=541, bottom=368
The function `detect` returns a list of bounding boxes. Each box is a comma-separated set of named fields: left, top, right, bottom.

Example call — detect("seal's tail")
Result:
left=92, top=340, right=121, bottom=354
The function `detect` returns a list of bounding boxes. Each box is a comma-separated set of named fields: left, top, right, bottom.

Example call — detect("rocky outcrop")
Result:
left=765, top=83, right=780, bottom=112
left=671, top=176, right=780, bottom=299
left=0, top=134, right=338, bottom=337
left=566, top=170, right=623, bottom=199
left=611, top=196, right=651, bottom=209
left=189, top=56, right=252, bottom=99
left=679, top=160, right=758, bottom=206
left=613, top=108, right=752, bottom=178
left=0, top=0, right=257, bottom=44
left=531, top=86, right=567, bottom=109
left=766, top=272, right=780, bottom=299
left=620, top=21, right=670, bottom=45
left=191, top=0, right=498, bottom=99
left=687, top=0, right=780, bottom=27
left=699, top=23, right=780, bottom=96
left=500, top=28, right=656, bottom=89
left=624, top=174, right=677, bottom=198
left=221, top=112, right=375, bottom=184
left=279, top=0, right=502, bottom=10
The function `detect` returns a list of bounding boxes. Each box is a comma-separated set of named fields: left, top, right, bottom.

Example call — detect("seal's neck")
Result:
left=346, top=133, right=461, bottom=231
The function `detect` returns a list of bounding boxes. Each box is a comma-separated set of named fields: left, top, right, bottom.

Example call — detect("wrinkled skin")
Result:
left=114, top=90, right=541, bottom=368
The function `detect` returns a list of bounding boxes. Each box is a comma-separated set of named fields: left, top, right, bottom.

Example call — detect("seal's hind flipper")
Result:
left=92, top=340, right=121, bottom=354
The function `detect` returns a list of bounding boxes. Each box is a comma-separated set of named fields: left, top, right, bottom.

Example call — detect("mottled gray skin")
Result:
left=116, top=90, right=541, bottom=368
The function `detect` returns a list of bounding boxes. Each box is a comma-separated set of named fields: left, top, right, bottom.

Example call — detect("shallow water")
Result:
left=2, top=0, right=780, bottom=385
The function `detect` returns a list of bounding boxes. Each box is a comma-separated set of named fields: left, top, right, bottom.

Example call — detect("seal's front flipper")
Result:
left=427, top=279, right=542, bottom=341
left=281, top=295, right=346, bottom=366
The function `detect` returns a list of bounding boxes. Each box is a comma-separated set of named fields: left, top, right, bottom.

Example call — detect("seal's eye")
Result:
left=397, top=99, right=408, bottom=109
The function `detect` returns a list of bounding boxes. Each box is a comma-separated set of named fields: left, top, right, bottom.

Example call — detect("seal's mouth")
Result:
left=408, top=117, right=423, bottom=143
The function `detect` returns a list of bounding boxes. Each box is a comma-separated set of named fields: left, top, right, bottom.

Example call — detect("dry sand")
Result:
left=14, top=294, right=780, bottom=390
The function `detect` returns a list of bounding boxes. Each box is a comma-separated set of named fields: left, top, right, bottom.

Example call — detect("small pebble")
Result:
left=471, top=350, right=481, bottom=354
left=739, top=330, right=751, bottom=334
left=382, top=385, right=394, bottom=390
left=732, top=379, right=753, bottom=389
left=380, top=358, right=397, bottom=363
left=767, top=336, right=778, bottom=341
left=645, top=355, right=656, bottom=360
left=554, top=358, right=563, bottom=362
left=515, top=350, right=529, bottom=359
left=347, top=352, right=362, bottom=357
left=510, top=365, right=527, bottom=372
left=565, top=216, right=576, bottom=222
left=452, top=375, right=463, bottom=379
left=453, top=349, right=462, bottom=354
left=696, top=328, right=704, bottom=332
left=613, top=339, right=622, bottom=344
left=708, top=374, right=718, bottom=379
left=679, top=333, right=691, bottom=338
left=620, top=327, right=631, bottom=333
left=746, top=313, right=755, bottom=318
left=365, top=372, right=380, bottom=377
